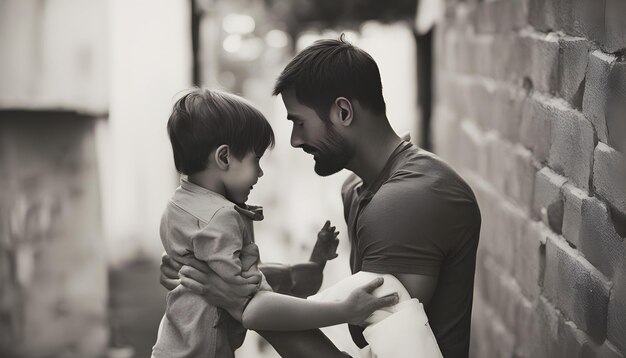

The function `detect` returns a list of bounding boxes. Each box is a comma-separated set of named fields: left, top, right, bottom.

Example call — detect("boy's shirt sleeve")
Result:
left=192, top=206, right=244, bottom=281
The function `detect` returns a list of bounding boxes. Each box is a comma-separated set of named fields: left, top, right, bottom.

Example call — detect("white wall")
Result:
left=100, top=0, right=193, bottom=266
left=0, top=0, right=108, bottom=113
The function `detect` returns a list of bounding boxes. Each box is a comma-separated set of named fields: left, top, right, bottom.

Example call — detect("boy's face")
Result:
left=281, top=88, right=354, bottom=176
left=223, top=151, right=264, bottom=204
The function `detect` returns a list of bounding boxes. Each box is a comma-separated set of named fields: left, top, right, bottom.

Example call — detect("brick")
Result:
left=593, top=142, right=626, bottom=216
left=458, top=119, right=488, bottom=175
left=469, top=299, right=516, bottom=358
left=561, top=0, right=606, bottom=42
left=512, top=298, right=533, bottom=358
left=530, top=32, right=561, bottom=95
left=583, top=50, right=617, bottom=143
left=607, top=62, right=626, bottom=153
left=486, top=134, right=514, bottom=195
left=475, top=0, right=528, bottom=34
left=562, top=183, right=588, bottom=248
left=432, top=106, right=459, bottom=162
left=466, top=174, right=499, bottom=253
left=593, top=342, right=624, bottom=358
left=557, top=36, right=591, bottom=109
left=507, top=145, right=537, bottom=214
left=490, top=35, right=520, bottom=82
left=543, top=235, right=610, bottom=341
left=532, top=167, right=567, bottom=228
left=466, top=35, right=493, bottom=77
left=530, top=296, right=624, bottom=358
left=548, top=105, right=596, bottom=192
left=492, top=86, right=526, bottom=143
left=476, top=256, right=525, bottom=330
left=469, top=80, right=497, bottom=129
left=489, top=200, right=526, bottom=268
left=474, top=1, right=498, bottom=34
left=528, top=0, right=558, bottom=32
left=603, top=0, right=626, bottom=53
left=510, top=33, right=533, bottom=81
left=579, top=196, right=626, bottom=279
left=514, top=220, right=546, bottom=300
left=608, top=264, right=626, bottom=354
left=521, top=94, right=553, bottom=163
left=529, top=297, right=561, bottom=357
left=559, top=320, right=609, bottom=358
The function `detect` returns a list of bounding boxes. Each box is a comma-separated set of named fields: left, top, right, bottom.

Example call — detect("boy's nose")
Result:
left=258, top=168, right=264, bottom=178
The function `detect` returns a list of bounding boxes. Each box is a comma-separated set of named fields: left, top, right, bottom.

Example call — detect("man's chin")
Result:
left=314, top=162, right=344, bottom=177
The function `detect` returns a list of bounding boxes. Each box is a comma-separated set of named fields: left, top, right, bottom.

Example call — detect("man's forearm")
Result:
left=259, top=262, right=323, bottom=298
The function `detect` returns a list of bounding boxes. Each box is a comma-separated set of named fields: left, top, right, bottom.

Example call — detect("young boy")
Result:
left=152, top=89, right=398, bottom=358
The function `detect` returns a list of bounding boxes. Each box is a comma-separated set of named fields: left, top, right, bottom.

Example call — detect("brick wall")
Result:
left=432, top=0, right=625, bottom=356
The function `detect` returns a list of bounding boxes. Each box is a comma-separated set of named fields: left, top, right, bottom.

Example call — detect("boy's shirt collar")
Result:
left=180, top=177, right=264, bottom=221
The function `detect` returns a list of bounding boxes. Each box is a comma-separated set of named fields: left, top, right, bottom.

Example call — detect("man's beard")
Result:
left=301, top=126, right=354, bottom=177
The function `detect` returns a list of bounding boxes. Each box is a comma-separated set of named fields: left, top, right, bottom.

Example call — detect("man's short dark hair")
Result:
left=167, top=88, right=275, bottom=175
left=273, top=34, right=386, bottom=122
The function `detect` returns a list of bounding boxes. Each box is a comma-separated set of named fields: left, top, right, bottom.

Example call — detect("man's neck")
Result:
left=346, top=128, right=403, bottom=187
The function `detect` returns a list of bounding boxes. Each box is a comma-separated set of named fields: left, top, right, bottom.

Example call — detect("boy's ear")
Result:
left=215, top=144, right=230, bottom=170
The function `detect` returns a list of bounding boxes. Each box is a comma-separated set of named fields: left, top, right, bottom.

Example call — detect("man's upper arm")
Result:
left=394, top=273, right=437, bottom=306
left=357, top=186, right=445, bottom=305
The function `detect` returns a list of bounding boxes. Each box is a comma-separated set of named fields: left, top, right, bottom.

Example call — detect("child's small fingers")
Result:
left=323, top=220, right=330, bottom=230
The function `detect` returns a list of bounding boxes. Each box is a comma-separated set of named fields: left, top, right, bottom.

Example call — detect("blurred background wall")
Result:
left=433, top=0, right=626, bottom=357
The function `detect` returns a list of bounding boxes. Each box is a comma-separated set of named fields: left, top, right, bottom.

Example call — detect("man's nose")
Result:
left=258, top=167, right=264, bottom=178
left=290, top=130, right=304, bottom=148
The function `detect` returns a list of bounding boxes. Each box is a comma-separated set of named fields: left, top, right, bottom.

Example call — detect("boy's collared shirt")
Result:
left=153, top=178, right=270, bottom=358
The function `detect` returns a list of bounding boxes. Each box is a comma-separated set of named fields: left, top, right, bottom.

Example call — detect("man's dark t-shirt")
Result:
left=341, top=141, right=481, bottom=358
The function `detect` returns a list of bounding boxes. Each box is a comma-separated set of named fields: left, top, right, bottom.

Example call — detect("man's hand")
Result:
left=160, top=252, right=182, bottom=290
left=158, top=252, right=261, bottom=321
left=310, top=220, right=340, bottom=268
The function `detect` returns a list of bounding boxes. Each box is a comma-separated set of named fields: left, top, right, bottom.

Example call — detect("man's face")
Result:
left=281, top=89, right=354, bottom=176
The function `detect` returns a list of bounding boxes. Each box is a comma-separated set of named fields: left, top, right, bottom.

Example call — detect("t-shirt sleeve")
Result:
left=356, top=185, right=447, bottom=277
left=192, top=206, right=244, bottom=280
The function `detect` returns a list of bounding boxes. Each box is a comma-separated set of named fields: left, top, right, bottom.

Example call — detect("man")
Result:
left=161, top=35, right=481, bottom=357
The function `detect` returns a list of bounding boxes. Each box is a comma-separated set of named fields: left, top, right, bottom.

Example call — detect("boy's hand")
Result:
left=342, top=277, right=399, bottom=326
left=310, top=220, right=340, bottom=267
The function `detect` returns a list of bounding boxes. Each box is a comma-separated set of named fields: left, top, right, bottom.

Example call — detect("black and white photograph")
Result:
left=0, top=0, right=625, bottom=357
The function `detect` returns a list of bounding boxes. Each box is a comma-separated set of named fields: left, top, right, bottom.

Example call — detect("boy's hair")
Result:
left=167, top=88, right=275, bottom=175
left=272, top=33, right=386, bottom=123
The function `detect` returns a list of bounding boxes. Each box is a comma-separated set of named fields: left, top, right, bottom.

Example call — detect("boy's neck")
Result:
left=188, top=170, right=227, bottom=198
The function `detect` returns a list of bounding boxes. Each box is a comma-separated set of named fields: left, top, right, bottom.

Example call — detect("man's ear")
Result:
left=332, top=97, right=354, bottom=127
left=214, top=144, right=230, bottom=170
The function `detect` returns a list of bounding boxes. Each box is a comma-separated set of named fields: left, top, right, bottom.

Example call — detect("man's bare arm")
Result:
left=394, top=273, right=438, bottom=305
